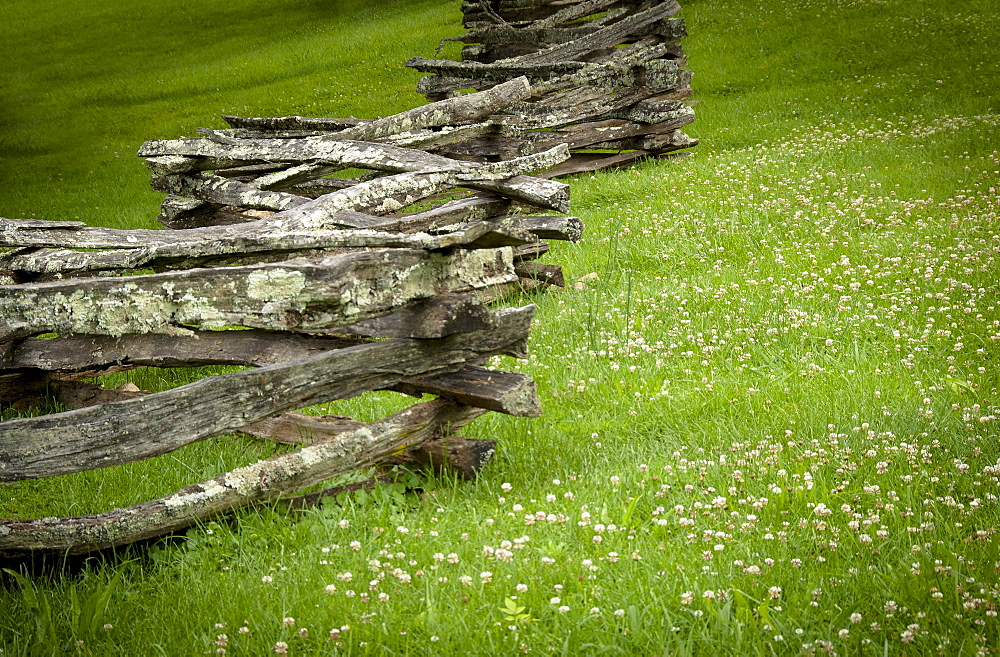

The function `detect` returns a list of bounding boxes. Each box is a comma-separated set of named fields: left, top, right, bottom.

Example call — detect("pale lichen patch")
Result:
left=335, top=248, right=514, bottom=321
left=222, top=465, right=260, bottom=495
left=375, top=197, right=404, bottom=213
left=246, top=268, right=306, bottom=301
left=94, top=289, right=173, bottom=337
left=174, top=293, right=227, bottom=329
left=162, top=479, right=227, bottom=508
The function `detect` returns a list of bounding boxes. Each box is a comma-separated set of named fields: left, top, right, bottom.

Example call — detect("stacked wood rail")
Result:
left=406, top=0, right=697, bottom=176
left=0, top=79, right=583, bottom=558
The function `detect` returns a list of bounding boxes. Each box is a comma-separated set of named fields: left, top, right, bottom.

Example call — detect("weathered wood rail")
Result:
left=0, top=79, right=582, bottom=557
left=406, top=0, right=697, bottom=176
left=0, top=0, right=693, bottom=555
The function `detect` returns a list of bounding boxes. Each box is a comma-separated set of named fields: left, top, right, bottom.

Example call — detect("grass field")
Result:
left=2, top=0, right=1000, bottom=654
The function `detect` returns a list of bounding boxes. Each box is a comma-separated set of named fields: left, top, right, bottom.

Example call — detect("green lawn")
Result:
left=2, top=0, right=1000, bottom=654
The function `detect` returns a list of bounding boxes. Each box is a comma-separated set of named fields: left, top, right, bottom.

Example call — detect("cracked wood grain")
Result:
left=0, top=305, right=533, bottom=481
left=0, top=247, right=517, bottom=341
left=0, top=400, right=482, bottom=556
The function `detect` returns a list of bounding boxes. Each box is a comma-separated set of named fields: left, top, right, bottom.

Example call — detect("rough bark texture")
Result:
left=0, top=401, right=481, bottom=556
left=32, top=365, right=520, bottom=445
left=388, top=436, right=498, bottom=480
left=150, top=172, right=311, bottom=212
left=1, top=22, right=606, bottom=555
left=0, top=247, right=517, bottom=341
left=336, top=293, right=504, bottom=339
left=136, top=137, right=571, bottom=210
left=394, top=366, right=541, bottom=417
left=326, top=76, right=531, bottom=142
left=407, top=0, right=695, bottom=175
left=222, top=114, right=367, bottom=131
left=0, top=305, right=533, bottom=481
left=0, top=220, right=532, bottom=277
left=2, top=331, right=361, bottom=374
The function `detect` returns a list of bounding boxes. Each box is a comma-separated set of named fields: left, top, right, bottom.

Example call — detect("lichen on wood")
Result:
left=409, top=0, right=696, bottom=175
left=0, top=401, right=482, bottom=556
left=0, top=247, right=517, bottom=341
left=0, top=36, right=601, bottom=557
left=0, top=305, right=534, bottom=481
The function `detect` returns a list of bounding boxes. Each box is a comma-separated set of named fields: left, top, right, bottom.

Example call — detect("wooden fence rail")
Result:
left=0, top=79, right=581, bottom=557
left=0, top=0, right=695, bottom=556
left=406, top=0, right=697, bottom=176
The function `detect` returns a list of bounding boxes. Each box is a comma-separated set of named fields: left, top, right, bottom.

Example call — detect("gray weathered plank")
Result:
left=1, top=330, right=361, bottom=373
left=150, top=172, right=310, bottom=212
left=388, top=435, right=497, bottom=480
left=0, top=305, right=533, bottom=481
left=138, top=137, right=571, bottom=211
left=222, top=114, right=367, bottom=131
left=0, top=247, right=517, bottom=341
left=0, top=221, right=532, bottom=276
left=0, top=295, right=512, bottom=377
left=406, top=57, right=585, bottom=80
left=0, top=400, right=481, bottom=555
left=394, top=366, right=540, bottom=417
left=326, top=76, right=531, bottom=142
left=37, top=363, right=533, bottom=436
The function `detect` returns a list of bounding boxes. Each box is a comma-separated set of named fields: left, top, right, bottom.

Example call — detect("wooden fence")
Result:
left=0, top=0, right=697, bottom=556
left=406, top=0, right=697, bottom=176
left=0, top=79, right=582, bottom=557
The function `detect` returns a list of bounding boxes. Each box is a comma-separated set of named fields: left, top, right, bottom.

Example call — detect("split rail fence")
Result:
left=0, top=79, right=581, bottom=557
left=0, top=0, right=694, bottom=557
left=407, top=0, right=696, bottom=176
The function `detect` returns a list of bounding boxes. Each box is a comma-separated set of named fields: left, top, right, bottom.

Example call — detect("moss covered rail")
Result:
left=0, top=82, right=582, bottom=558
left=407, top=0, right=697, bottom=176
